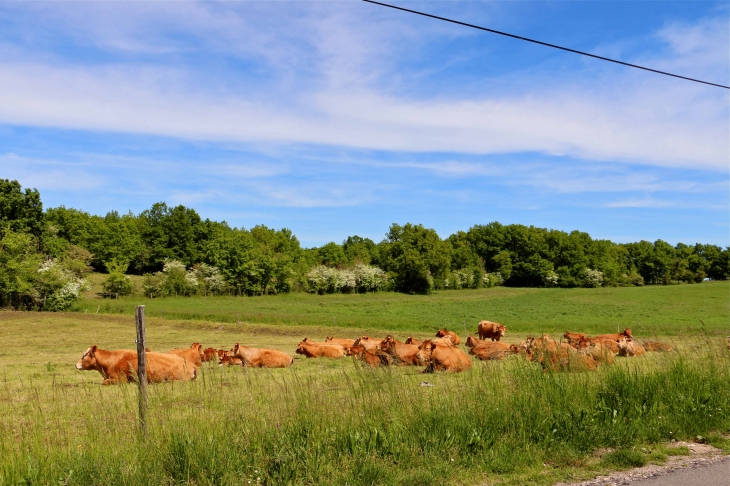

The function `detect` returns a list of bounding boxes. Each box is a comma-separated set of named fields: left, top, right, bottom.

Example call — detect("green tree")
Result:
left=0, top=180, right=44, bottom=242
left=380, top=223, right=451, bottom=293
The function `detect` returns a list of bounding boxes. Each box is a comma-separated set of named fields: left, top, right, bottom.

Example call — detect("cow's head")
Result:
left=498, top=326, right=507, bottom=336
left=435, top=330, right=447, bottom=338
left=76, top=345, right=98, bottom=371
left=622, top=328, right=633, bottom=338
left=348, top=345, right=364, bottom=358
left=380, top=337, right=394, bottom=353
left=465, top=336, right=478, bottom=348
left=231, top=343, right=241, bottom=356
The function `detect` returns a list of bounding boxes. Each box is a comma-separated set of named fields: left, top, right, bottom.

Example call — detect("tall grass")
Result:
left=1, top=341, right=728, bottom=485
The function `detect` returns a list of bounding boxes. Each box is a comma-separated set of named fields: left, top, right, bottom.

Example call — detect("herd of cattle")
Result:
left=75, top=320, right=673, bottom=385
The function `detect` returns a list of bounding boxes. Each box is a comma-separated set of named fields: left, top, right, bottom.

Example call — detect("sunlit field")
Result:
left=1, top=282, right=729, bottom=485
left=78, top=279, right=729, bottom=336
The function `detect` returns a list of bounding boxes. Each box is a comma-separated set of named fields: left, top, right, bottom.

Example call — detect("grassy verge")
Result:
left=76, top=280, right=730, bottom=336
left=0, top=312, right=728, bottom=485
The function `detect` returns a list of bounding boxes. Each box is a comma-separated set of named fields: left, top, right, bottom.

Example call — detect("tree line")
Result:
left=1, top=179, right=727, bottom=309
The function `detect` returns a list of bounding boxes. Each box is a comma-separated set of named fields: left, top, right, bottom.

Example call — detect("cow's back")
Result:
left=146, top=352, right=197, bottom=382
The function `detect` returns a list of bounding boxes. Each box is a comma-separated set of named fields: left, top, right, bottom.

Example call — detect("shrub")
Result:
left=581, top=269, right=604, bottom=288
left=102, top=261, right=134, bottom=297
left=307, top=264, right=386, bottom=294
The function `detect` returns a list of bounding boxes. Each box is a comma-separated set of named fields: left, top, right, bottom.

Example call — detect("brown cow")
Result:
left=230, top=343, right=294, bottom=368
left=583, top=336, right=620, bottom=354
left=469, top=342, right=511, bottom=361
left=296, top=340, right=346, bottom=358
left=563, top=331, right=587, bottom=348
left=76, top=346, right=197, bottom=385
left=416, top=340, right=434, bottom=365
left=526, top=334, right=559, bottom=353
left=426, top=341, right=471, bottom=372
left=325, top=337, right=355, bottom=349
left=578, top=341, right=615, bottom=364
left=643, top=341, right=673, bottom=352
left=353, top=336, right=384, bottom=353
left=379, top=336, right=420, bottom=365
left=617, top=337, right=646, bottom=357
left=595, top=328, right=633, bottom=343
left=435, top=330, right=461, bottom=345
left=167, top=343, right=204, bottom=367
left=217, top=351, right=243, bottom=366
left=202, top=347, right=218, bottom=362
left=349, top=345, right=390, bottom=367
left=465, top=335, right=485, bottom=348
left=477, top=321, right=507, bottom=341
left=404, top=337, right=422, bottom=346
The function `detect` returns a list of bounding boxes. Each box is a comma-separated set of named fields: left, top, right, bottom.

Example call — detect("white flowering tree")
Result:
left=307, top=264, right=387, bottom=294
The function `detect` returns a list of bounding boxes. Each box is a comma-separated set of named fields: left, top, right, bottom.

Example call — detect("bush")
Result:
left=581, top=269, right=604, bottom=288
left=307, top=264, right=387, bottom=294
left=102, top=261, right=134, bottom=297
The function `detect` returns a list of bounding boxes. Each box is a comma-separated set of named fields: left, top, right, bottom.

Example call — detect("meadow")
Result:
left=79, top=278, right=729, bottom=336
left=0, top=282, right=728, bottom=485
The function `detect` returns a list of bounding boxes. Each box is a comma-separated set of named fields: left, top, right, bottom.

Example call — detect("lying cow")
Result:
left=167, top=342, right=204, bottom=367
left=379, top=336, right=420, bottom=365
left=477, top=321, right=507, bottom=341
left=76, top=346, right=197, bottom=385
left=469, top=341, right=511, bottom=361
left=202, top=347, right=218, bottom=362
left=296, top=339, right=346, bottom=358
left=230, top=343, right=294, bottom=368
left=426, top=340, right=471, bottom=372
left=578, top=341, right=615, bottom=364
left=563, top=331, right=587, bottom=348
left=353, top=336, right=384, bottom=353
left=594, top=328, right=633, bottom=343
left=349, top=345, right=390, bottom=367
left=435, top=330, right=461, bottom=345
left=217, top=350, right=243, bottom=366
left=643, top=341, right=673, bottom=352
left=325, top=337, right=355, bottom=352
left=617, top=337, right=646, bottom=357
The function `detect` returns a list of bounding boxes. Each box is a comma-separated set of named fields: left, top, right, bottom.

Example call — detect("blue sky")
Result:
left=0, top=0, right=727, bottom=247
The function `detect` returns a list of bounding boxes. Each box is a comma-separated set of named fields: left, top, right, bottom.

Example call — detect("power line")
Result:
left=362, top=0, right=730, bottom=90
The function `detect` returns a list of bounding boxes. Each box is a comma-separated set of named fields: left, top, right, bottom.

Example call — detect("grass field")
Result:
left=78, top=280, right=730, bottom=336
left=1, top=283, right=728, bottom=485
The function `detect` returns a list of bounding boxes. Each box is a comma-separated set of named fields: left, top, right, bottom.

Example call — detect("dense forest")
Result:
left=1, top=179, right=728, bottom=310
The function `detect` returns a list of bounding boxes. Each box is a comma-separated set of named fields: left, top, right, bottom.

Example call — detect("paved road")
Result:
left=628, top=458, right=729, bottom=486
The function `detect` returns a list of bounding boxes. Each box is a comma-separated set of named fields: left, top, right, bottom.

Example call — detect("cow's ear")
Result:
left=90, top=345, right=97, bottom=355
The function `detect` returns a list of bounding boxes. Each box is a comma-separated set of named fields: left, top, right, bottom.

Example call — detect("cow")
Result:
left=465, top=335, right=485, bottom=349
left=229, top=343, right=294, bottom=368
left=404, top=337, right=422, bottom=346
left=425, top=341, right=471, bottom=372
left=563, top=331, right=587, bottom=348
left=578, top=341, right=615, bottom=364
left=325, top=337, right=356, bottom=349
left=435, top=330, right=461, bottom=345
left=642, top=341, right=673, bottom=352
left=526, top=334, right=558, bottom=353
left=379, top=336, right=420, bottom=365
left=217, top=351, right=243, bottom=366
left=349, top=345, right=390, bottom=367
left=353, top=336, right=384, bottom=353
left=582, top=336, right=620, bottom=354
left=594, top=328, right=633, bottom=343
left=202, top=347, right=218, bottom=362
left=167, top=343, right=204, bottom=367
left=296, top=340, right=346, bottom=358
left=416, top=340, right=434, bottom=365
left=477, top=321, right=507, bottom=342
left=76, top=346, right=197, bottom=385
left=469, top=342, right=511, bottom=361
left=617, top=337, right=646, bottom=357
left=528, top=343, right=597, bottom=372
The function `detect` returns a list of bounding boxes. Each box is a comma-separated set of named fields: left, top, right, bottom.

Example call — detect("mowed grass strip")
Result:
left=0, top=311, right=729, bottom=485
left=78, top=281, right=730, bottom=336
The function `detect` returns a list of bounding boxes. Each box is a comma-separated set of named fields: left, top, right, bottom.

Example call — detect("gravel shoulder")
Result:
left=555, top=442, right=729, bottom=486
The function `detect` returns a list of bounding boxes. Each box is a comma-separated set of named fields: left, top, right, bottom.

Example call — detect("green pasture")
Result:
left=79, top=280, right=730, bottom=337
left=0, top=310, right=728, bottom=485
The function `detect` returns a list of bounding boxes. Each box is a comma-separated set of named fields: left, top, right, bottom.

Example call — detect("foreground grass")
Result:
left=0, top=312, right=728, bottom=485
left=78, top=280, right=729, bottom=336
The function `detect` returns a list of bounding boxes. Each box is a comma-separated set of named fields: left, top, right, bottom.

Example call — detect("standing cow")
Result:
left=477, top=321, right=507, bottom=341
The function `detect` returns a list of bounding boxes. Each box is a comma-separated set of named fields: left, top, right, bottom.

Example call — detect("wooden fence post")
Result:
left=135, top=305, right=148, bottom=437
